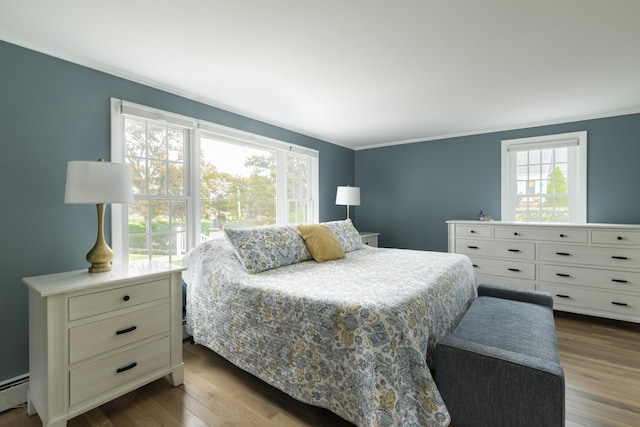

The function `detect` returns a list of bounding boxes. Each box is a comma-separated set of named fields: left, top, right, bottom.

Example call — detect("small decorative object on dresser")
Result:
left=359, top=231, right=380, bottom=247
left=23, top=261, right=185, bottom=427
left=447, top=220, right=640, bottom=323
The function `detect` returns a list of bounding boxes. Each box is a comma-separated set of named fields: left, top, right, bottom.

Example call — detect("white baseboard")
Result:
left=0, top=375, right=29, bottom=413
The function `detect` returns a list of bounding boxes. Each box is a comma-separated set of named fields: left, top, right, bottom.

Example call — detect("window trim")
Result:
left=501, top=131, right=587, bottom=223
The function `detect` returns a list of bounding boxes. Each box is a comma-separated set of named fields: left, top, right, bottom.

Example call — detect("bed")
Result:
left=182, top=220, right=477, bottom=427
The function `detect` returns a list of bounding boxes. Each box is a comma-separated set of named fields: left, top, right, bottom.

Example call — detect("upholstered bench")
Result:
left=435, top=284, right=565, bottom=427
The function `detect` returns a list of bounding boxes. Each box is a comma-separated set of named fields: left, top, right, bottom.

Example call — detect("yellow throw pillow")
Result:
left=297, top=224, right=345, bottom=262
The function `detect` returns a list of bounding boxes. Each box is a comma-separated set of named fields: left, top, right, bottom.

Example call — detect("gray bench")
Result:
left=435, top=284, right=565, bottom=427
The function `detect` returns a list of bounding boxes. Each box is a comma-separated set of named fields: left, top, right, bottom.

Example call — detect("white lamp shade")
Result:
left=65, top=160, right=134, bottom=204
left=335, top=186, right=360, bottom=206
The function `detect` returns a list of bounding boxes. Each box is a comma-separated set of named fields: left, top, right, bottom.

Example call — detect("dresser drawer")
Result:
left=456, top=238, right=535, bottom=260
left=540, top=283, right=640, bottom=318
left=494, top=226, right=587, bottom=243
left=69, top=303, right=170, bottom=363
left=455, top=224, right=492, bottom=238
left=469, top=257, right=535, bottom=280
left=539, top=244, right=640, bottom=268
left=591, top=230, right=640, bottom=246
left=69, top=337, right=170, bottom=406
left=69, top=278, right=170, bottom=321
left=540, top=264, right=640, bottom=293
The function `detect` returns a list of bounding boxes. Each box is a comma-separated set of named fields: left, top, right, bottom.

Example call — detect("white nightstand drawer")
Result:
left=455, top=225, right=492, bottom=238
left=69, top=278, right=170, bottom=321
left=456, top=238, right=535, bottom=260
left=591, top=230, right=640, bottom=246
left=540, top=244, right=640, bottom=268
left=494, top=226, right=587, bottom=243
left=69, top=303, right=170, bottom=363
left=469, top=257, right=535, bottom=280
left=540, top=264, right=640, bottom=293
left=69, top=337, right=170, bottom=406
left=540, top=283, right=640, bottom=318
left=359, top=232, right=379, bottom=247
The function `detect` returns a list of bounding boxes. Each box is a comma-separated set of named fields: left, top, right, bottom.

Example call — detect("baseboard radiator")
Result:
left=0, top=374, right=28, bottom=413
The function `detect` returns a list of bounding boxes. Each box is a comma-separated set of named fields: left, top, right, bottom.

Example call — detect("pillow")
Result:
left=224, top=225, right=311, bottom=273
left=324, top=218, right=364, bottom=252
left=297, top=224, right=345, bottom=262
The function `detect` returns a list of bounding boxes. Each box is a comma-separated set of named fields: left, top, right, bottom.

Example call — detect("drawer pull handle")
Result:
left=513, top=232, right=519, bottom=236
left=556, top=294, right=571, bottom=298
left=611, top=279, right=629, bottom=283
left=116, top=362, right=138, bottom=374
left=123, top=295, right=131, bottom=302
left=470, top=230, right=476, bottom=234
left=508, top=268, right=521, bottom=272
left=508, top=249, right=521, bottom=252
left=559, top=234, right=566, bottom=238
left=611, top=301, right=628, bottom=307
left=556, top=252, right=571, bottom=256
left=116, top=326, right=137, bottom=335
left=472, top=264, right=479, bottom=268
left=467, top=245, right=479, bottom=249
left=612, top=256, right=628, bottom=260
left=556, top=273, right=571, bottom=277
left=617, top=236, right=623, bottom=240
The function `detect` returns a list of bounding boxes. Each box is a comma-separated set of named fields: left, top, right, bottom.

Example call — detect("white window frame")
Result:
left=110, top=98, right=319, bottom=264
left=501, top=131, right=587, bottom=223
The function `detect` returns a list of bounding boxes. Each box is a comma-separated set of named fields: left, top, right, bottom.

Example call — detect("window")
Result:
left=501, top=131, right=587, bottom=223
left=111, top=99, right=319, bottom=264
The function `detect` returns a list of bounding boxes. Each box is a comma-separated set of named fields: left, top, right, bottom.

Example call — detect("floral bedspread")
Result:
left=183, top=239, right=476, bottom=427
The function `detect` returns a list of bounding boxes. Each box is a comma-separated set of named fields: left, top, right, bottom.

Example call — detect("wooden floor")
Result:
left=1, top=312, right=638, bottom=427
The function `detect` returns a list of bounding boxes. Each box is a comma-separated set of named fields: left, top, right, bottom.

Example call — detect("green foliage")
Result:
left=544, top=166, right=568, bottom=207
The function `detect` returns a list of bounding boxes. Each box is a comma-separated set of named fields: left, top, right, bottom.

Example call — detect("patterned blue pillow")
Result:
left=224, top=225, right=312, bottom=273
left=324, top=219, right=364, bottom=252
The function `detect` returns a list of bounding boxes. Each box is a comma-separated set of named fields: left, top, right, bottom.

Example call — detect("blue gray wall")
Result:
left=355, top=113, right=640, bottom=251
left=0, top=40, right=354, bottom=382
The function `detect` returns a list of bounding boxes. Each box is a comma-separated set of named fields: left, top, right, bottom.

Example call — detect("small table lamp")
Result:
left=335, top=186, right=360, bottom=219
left=65, top=159, right=133, bottom=273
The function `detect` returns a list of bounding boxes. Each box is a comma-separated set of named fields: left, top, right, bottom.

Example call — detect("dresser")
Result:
left=447, top=221, right=640, bottom=323
left=23, top=262, right=185, bottom=427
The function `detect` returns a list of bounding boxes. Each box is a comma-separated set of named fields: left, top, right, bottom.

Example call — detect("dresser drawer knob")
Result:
left=472, top=264, right=479, bottom=268
left=123, top=295, right=130, bottom=301
left=611, top=279, right=629, bottom=283
left=116, top=362, right=138, bottom=374
left=513, top=232, right=519, bottom=236
left=611, top=301, right=628, bottom=307
left=556, top=294, right=571, bottom=299
left=116, top=326, right=137, bottom=335
left=559, top=234, right=566, bottom=238
left=556, top=273, right=571, bottom=278
left=611, top=256, right=628, bottom=260
left=470, top=230, right=476, bottom=234
left=556, top=252, right=571, bottom=256
left=617, top=236, right=623, bottom=240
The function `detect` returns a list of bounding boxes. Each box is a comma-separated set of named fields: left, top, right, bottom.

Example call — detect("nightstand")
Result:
left=359, top=231, right=380, bottom=247
left=23, top=261, right=185, bottom=427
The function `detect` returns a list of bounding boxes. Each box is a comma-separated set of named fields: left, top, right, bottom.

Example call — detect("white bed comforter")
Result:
left=183, top=239, right=476, bottom=427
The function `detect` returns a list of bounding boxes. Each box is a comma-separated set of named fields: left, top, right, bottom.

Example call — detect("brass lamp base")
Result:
left=86, top=203, right=114, bottom=273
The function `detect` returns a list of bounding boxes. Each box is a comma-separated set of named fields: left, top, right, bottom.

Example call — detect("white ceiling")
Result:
left=2, top=1, right=640, bottom=150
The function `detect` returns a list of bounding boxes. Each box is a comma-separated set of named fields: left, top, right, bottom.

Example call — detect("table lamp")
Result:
left=65, top=159, right=133, bottom=272
left=335, top=186, right=360, bottom=219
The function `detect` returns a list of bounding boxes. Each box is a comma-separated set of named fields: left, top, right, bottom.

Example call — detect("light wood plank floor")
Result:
left=2, top=312, right=638, bottom=427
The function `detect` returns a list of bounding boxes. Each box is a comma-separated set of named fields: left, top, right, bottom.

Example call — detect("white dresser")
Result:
left=448, top=220, right=640, bottom=323
left=23, top=262, right=185, bottom=427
